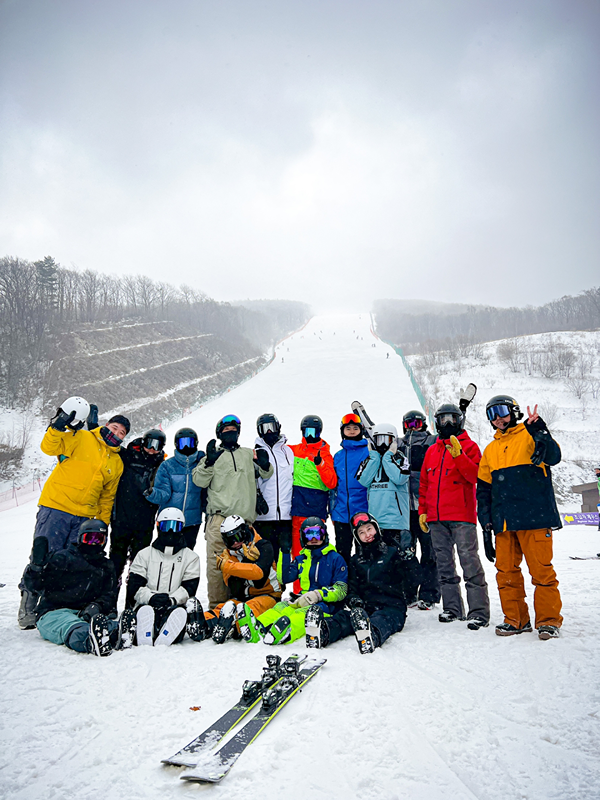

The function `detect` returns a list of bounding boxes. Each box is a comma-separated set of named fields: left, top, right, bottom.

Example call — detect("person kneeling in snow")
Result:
left=126, top=508, right=202, bottom=646
left=22, top=519, right=133, bottom=657
left=200, top=515, right=282, bottom=644
left=304, top=512, right=407, bottom=654
left=244, top=517, right=348, bottom=645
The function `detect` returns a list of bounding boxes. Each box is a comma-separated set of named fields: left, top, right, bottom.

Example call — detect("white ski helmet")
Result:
left=61, top=396, right=90, bottom=429
left=220, top=514, right=252, bottom=547
left=156, top=507, right=186, bottom=527
left=372, top=422, right=398, bottom=448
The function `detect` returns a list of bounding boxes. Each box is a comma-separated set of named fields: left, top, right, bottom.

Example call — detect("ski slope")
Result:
left=1, top=313, right=599, bottom=800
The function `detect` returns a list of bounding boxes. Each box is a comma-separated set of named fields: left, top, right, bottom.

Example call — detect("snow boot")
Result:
left=467, top=617, right=489, bottom=631
left=88, top=614, right=113, bottom=657
left=538, top=625, right=560, bottom=640
left=495, top=621, right=533, bottom=637
left=350, top=607, right=375, bottom=654
left=117, top=609, right=136, bottom=649
left=438, top=610, right=465, bottom=623
left=305, top=605, right=329, bottom=649
left=236, top=603, right=265, bottom=643
left=18, top=589, right=38, bottom=630
left=212, top=600, right=237, bottom=644
left=406, top=598, right=419, bottom=609
left=136, top=605, right=155, bottom=645
left=417, top=600, right=435, bottom=610
left=156, top=607, right=187, bottom=647
left=262, top=615, right=292, bottom=645
left=186, top=597, right=209, bottom=642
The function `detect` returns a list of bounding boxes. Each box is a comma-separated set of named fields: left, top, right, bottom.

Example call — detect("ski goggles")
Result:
left=375, top=434, right=394, bottom=447
left=258, top=421, right=278, bottom=434
left=303, top=526, right=325, bottom=541
left=176, top=436, right=197, bottom=450
left=221, top=415, right=241, bottom=426
left=350, top=512, right=371, bottom=528
left=341, top=414, right=361, bottom=426
left=405, top=418, right=423, bottom=429
left=223, top=526, right=247, bottom=544
left=486, top=404, right=511, bottom=421
left=144, top=437, right=164, bottom=451
left=80, top=529, right=107, bottom=546
left=302, top=427, right=319, bottom=439
left=436, top=413, right=460, bottom=426
left=158, top=519, right=184, bottom=533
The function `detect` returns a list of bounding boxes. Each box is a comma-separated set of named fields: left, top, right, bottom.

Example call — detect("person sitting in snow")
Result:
left=126, top=508, right=202, bottom=646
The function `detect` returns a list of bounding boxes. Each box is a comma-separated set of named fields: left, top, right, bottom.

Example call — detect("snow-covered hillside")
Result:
left=1, top=314, right=599, bottom=800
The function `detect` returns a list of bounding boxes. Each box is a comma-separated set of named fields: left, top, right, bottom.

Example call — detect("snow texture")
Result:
left=1, top=314, right=599, bottom=799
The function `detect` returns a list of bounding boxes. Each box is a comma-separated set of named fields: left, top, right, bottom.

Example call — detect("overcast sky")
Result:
left=1, top=0, right=598, bottom=311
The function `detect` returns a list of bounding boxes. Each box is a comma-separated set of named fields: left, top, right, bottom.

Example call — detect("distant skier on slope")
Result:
left=331, top=413, right=369, bottom=566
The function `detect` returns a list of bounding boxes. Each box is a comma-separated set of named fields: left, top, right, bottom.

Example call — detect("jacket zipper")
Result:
left=395, top=494, right=403, bottom=516
left=158, top=562, right=163, bottom=590
left=271, top=443, right=281, bottom=520
left=182, top=466, right=190, bottom=518
left=168, top=563, right=175, bottom=592
left=436, top=448, right=446, bottom=521
left=345, top=449, right=350, bottom=521
left=231, top=451, right=237, bottom=472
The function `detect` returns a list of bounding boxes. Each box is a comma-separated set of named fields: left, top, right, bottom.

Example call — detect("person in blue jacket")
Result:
left=332, top=413, right=369, bottom=566
left=356, top=422, right=421, bottom=604
left=145, top=428, right=206, bottom=550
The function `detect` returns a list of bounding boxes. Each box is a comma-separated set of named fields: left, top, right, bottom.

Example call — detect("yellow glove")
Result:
left=446, top=435, right=462, bottom=458
left=242, top=542, right=260, bottom=562
left=419, top=514, right=429, bottom=533
left=215, top=549, right=234, bottom=572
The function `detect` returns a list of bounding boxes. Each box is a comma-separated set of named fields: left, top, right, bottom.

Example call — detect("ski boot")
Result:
left=262, top=615, right=291, bottom=645
left=212, top=600, right=237, bottom=644
left=88, top=614, right=113, bottom=657
left=305, top=605, right=329, bottom=649
left=350, top=607, right=375, bottom=654
left=136, top=605, right=156, bottom=645
left=495, top=621, right=532, bottom=637
left=156, top=607, right=187, bottom=646
left=438, top=610, right=465, bottom=623
left=538, top=625, right=560, bottom=640
left=117, top=609, right=136, bottom=649
left=236, top=603, right=265, bottom=643
left=186, top=597, right=210, bottom=642
left=467, top=617, right=489, bottom=631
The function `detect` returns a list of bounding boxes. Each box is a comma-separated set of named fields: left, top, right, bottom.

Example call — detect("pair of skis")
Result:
left=162, top=653, right=326, bottom=783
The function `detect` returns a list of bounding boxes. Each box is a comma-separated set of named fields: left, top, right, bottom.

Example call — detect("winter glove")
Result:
left=399, top=546, right=416, bottom=561
left=242, top=542, right=260, bottom=562
left=149, top=593, right=173, bottom=608
left=79, top=602, right=101, bottom=622
left=254, top=448, right=270, bottom=471
left=446, top=435, right=462, bottom=458
left=347, top=596, right=365, bottom=609
left=483, top=524, right=496, bottom=563
left=530, top=439, right=548, bottom=467
left=279, top=529, right=293, bottom=554
left=313, top=448, right=323, bottom=466
left=30, top=536, right=49, bottom=571
left=86, top=403, right=99, bottom=430
left=388, top=439, right=398, bottom=455
left=205, top=439, right=223, bottom=468
left=216, top=549, right=235, bottom=572
left=295, top=590, right=322, bottom=608
left=49, top=408, right=76, bottom=432
left=419, top=514, right=429, bottom=533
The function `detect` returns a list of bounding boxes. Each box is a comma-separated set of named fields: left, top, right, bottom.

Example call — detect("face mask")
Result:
left=220, top=430, right=239, bottom=448
left=100, top=426, right=123, bottom=447
left=438, top=422, right=461, bottom=439
left=78, top=543, right=104, bottom=557
left=157, top=530, right=184, bottom=548
left=262, top=431, right=279, bottom=447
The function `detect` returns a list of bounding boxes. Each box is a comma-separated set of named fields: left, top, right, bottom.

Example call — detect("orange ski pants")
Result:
left=204, top=595, right=277, bottom=632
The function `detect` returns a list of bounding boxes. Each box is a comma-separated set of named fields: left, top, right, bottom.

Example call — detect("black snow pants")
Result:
left=333, top=521, right=353, bottom=567
left=327, top=605, right=405, bottom=648
left=253, top=519, right=292, bottom=563
left=409, top=510, right=441, bottom=604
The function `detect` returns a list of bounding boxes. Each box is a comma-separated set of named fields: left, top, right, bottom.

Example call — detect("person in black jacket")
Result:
left=304, top=512, right=407, bottom=653
left=22, top=519, right=132, bottom=657
left=110, top=429, right=166, bottom=584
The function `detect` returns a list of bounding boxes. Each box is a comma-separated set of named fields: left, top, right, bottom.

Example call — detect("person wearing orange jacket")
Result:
left=289, top=415, right=337, bottom=592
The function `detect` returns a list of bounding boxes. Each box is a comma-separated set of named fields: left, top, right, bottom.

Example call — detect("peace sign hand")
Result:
left=526, top=404, right=539, bottom=424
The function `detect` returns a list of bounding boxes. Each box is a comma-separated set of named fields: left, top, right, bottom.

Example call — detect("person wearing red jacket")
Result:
left=418, top=403, right=490, bottom=629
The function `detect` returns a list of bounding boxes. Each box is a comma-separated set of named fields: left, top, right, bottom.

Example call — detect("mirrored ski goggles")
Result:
left=258, top=422, right=278, bottom=434
left=176, top=436, right=197, bottom=450
left=224, top=527, right=247, bottom=543
left=303, top=526, right=325, bottom=541
left=341, top=414, right=361, bottom=426
left=144, top=437, right=164, bottom=451
left=436, top=413, right=460, bottom=426
left=221, top=415, right=241, bottom=426
left=80, top=530, right=107, bottom=546
left=375, top=434, right=394, bottom=447
left=405, top=418, right=424, bottom=429
left=486, top=404, right=511, bottom=421
left=350, top=512, right=371, bottom=527
left=302, top=427, right=319, bottom=439
left=158, top=520, right=184, bottom=533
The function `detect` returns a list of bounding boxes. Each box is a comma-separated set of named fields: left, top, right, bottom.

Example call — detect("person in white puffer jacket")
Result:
left=126, top=508, right=202, bottom=646
left=253, top=413, right=294, bottom=562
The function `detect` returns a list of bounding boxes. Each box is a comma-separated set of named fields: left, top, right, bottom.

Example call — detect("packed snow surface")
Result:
left=1, top=314, right=599, bottom=800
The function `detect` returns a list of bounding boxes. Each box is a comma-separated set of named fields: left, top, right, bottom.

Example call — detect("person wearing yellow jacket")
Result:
left=18, top=403, right=129, bottom=630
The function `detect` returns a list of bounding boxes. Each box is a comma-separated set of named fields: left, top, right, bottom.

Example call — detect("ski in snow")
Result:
left=569, top=556, right=600, bottom=560
left=162, top=653, right=307, bottom=767
left=180, top=657, right=326, bottom=783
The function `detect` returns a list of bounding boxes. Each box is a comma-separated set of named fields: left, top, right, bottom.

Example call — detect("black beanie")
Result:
left=108, top=414, right=130, bottom=434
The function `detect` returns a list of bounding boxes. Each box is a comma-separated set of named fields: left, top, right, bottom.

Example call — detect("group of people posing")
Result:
left=18, top=390, right=564, bottom=657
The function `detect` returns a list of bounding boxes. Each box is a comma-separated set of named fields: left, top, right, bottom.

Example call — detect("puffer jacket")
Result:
left=418, top=431, right=481, bottom=524
left=127, top=536, right=200, bottom=608
left=290, top=438, right=337, bottom=519
left=356, top=449, right=410, bottom=529
left=331, top=438, right=370, bottom=523
left=347, top=540, right=407, bottom=614
left=255, top=435, right=294, bottom=521
left=277, top=543, right=348, bottom=614
left=39, top=427, right=124, bottom=524
left=398, top=429, right=437, bottom=510
left=146, top=449, right=206, bottom=527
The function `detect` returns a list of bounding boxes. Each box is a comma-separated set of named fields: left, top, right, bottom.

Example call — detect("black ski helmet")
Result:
left=77, top=518, right=108, bottom=547
left=300, top=415, right=322, bottom=442
left=299, top=516, right=329, bottom=548
left=485, top=394, right=523, bottom=427
left=216, top=414, right=241, bottom=438
left=142, top=428, right=166, bottom=452
left=434, top=403, right=464, bottom=439
left=350, top=511, right=382, bottom=546
left=174, top=427, right=198, bottom=455
left=256, top=413, right=281, bottom=438
left=402, top=410, right=427, bottom=433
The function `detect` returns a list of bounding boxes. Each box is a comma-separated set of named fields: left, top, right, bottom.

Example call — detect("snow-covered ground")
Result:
left=1, top=314, right=599, bottom=800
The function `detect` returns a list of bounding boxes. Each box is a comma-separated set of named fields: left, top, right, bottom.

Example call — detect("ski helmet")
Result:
left=142, top=428, right=166, bottom=452
left=174, top=427, right=198, bottom=455
left=350, top=511, right=381, bottom=546
left=340, top=413, right=363, bottom=439
left=220, top=514, right=253, bottom=548
left=372, top=422, right=398, bottom=450
left=61, top=396, right=90, bottom=430
left=77, top=518, right=108, bottom=547
left=256, top=413, right=281, bottom=438
left=156, top=507, right=186, bottom=533
left=300, top=415, right=322, bottom=442
left=434, top=403, right=464, bottom=439
left=485, top=394, right=523, bottom=427
left=402, top=410, right=427, bottom=433
left=299, top=516, right=328, bottom=548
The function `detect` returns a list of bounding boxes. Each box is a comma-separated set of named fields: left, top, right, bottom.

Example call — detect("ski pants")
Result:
left=253, top=519, right=292, bottom=563
left=333, top=521, right=353, bottom=568
left=110, top=523, right=154, bottom=584
left=204, top=594, right=277, bottom=633
left=495, top=528, right=563, bottom=629
left=204, top=514, right=228, bottom=609
left=410, top=509, right=440, bottom=604
left=258, top=601, right=311, bottom=643
left=327, top=605, right=405, bottom=648
left=429, top=521, right=490, bottom=622
left=37, top=608, right=118, bottom=653
left=381, top=528, right=421, bottom=604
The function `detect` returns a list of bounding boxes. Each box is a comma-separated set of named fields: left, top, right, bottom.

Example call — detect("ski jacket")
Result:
left=289, top=438, right=337, bottom=519
left=127, top=537, right=200, bottom=608
left=219, top=530, right=281, bottom=602
left=398, top=429, right=437, bottom=510
left=278, top=543, right=348, bottom=614
left=112, top=439, right=165, bottom=529
left=331, top=438, right=370, bottom=523
left=255, top=435, right=294, bottom=521
left=418, top=431, right=481, bottom=524
left=356, top=450, right=410, bottom=530
left=347, top=541, right=408, bottom=615
left=25, top=542, right=117, bottom=620
left=192, top=445, right=273, bottom=523
left=146, top=449, right=206, bottom=527
left=39, top=427, right=124, bottom=524
left=477, top=422, right=562, bottom=532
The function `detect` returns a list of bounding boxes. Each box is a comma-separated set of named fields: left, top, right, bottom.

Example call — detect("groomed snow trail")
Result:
left=1, top=313, right=599, bottom=800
